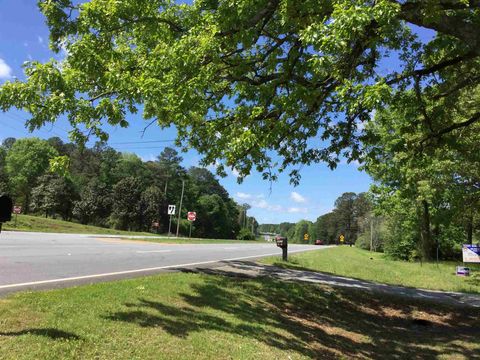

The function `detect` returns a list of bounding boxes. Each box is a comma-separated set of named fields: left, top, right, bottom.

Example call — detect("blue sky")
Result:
left=0, top=0, right=432, bottom=224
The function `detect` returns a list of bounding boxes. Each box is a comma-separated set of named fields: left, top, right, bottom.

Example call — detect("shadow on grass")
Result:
left=104, top=268, right=480, bottom=359
left=268, top=259, right=480, bottom=295
left=0, top=328, right=81, bottom=340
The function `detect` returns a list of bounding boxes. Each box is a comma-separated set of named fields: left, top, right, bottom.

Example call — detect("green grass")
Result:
left=262, top=246, right=480, bottom=294
left=2, top=214, right=154, bottom=236
left=0, top=272, right=478, bottom=359
left=1, top=214, right=264, bottom=244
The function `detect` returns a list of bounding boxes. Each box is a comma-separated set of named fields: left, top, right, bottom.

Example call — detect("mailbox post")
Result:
left=275, top=236, right=288, bottom=261
left=0, top=195, right=13, bottom=234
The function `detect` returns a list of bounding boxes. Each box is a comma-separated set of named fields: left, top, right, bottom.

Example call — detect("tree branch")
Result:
left=386, top=52, right=477, bottom=85
left=421, top=111, right=480, bottom=144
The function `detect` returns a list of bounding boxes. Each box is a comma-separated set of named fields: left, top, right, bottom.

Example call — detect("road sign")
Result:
left=152, top=221, right=160, bottom=228
left=462, top=244, right=480, bottom=263
left=187, top=211, right=196, bottom=221
left=339, top=234, right=345, bottom=243
left=13, top=206, right=22, bottom=215
left=304, top=233, right=309, bottom=241
left=167, top=205, right=176, bottom=215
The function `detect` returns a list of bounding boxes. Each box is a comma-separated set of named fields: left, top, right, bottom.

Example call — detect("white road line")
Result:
left=136, top=250, right=172, bottom=254
left=0, top=248, right=317, bottom=290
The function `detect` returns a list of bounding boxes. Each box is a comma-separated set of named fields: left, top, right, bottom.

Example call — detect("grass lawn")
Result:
left=0, top=272, right=478, bottom=359
left=2, top=214, right=154, bottom=236
left=261, top=246, right=480, bottom=294
left=1, top=215, right=261, bottom=244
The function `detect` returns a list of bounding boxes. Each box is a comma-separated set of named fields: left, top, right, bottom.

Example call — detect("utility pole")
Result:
left=370, top=215, right=373, bottom=252
left=176, top=179, right=185, bottom=237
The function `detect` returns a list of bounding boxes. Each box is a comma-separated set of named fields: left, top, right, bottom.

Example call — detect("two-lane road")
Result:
left=0, top=231, right=323, bottom=295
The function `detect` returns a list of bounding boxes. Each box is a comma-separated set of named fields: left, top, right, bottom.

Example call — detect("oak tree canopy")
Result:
left=0, top=0, right=479, bottom=183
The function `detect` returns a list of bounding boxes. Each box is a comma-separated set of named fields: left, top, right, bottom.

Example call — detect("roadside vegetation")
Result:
left=2, top=214, right=153, bottom=236
left=0, top=139, right=258, bottom=240
left=0, top=272, right=478, bottom=360
left=1, top=214, right=263, bottom=244
left=262, top=247, right=480, bottom=294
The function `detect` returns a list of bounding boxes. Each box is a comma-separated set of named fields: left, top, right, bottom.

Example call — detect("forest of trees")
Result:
left=0, top=137, right=258, bottom=239
left=259, top=192, right=371, bottom=245
left=260, top=182, right=479, bottom=262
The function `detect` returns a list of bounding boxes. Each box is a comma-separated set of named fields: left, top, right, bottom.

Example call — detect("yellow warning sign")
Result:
left=304, top=233, right=309, bottom=241
left=339, top=234, right=345, bottom=243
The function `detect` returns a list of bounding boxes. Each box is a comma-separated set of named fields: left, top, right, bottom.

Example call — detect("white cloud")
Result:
left=236, top=192, right=252, bottom=200
left=287, top=207, right=308, bottom=214
left=207, top=160, right=221, bottom=172
left=290, top=191, right=307, bottom=203
left=339, top=157, right=361, bottom=168
left=38, top=36, right=44, bottom=44
left=140, top=154, right=157, bottom=162
left=231, top=167, right=240, bottom=178
left=251, top=199, right=283, bottom=212
left=0, top=58, right=12, bottom=79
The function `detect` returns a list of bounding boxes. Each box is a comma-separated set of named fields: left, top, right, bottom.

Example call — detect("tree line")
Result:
left=261, top=174, right=479, bottom=262
left=259, top=192, right=371, bottom=245
left=0, top=137, right=257, bottom=239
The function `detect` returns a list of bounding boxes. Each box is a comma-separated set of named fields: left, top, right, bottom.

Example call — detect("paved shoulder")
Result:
left=199, top=261, right=480, bottom=308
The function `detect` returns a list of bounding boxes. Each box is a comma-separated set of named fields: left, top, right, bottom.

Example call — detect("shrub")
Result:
left=237, top=228, right=256, bottom=240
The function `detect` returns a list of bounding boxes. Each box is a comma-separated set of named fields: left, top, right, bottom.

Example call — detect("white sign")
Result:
left=462, top=244, right=480, bottom=263
left=168, top=205, right=176, bottom=215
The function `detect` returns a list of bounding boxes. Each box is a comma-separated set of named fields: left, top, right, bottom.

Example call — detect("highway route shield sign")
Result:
left=168, top=205, right=176, bottom=215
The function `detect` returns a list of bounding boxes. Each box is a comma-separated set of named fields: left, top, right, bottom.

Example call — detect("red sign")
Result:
left=187, top=212, right=196, bottom=221
left=13, top=206, right=22, bottom=215
left=152, top=221, right=160, bottom=228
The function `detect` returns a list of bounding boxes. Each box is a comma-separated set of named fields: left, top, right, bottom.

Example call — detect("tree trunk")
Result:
left=420, top=200, right=433, bottom=261
left=23, top=192, right=30, bottom=215
left=467, top=213, right=473, bottom=245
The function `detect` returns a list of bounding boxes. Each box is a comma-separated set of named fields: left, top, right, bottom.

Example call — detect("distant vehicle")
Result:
left=314, top=239, right=324, bottom=245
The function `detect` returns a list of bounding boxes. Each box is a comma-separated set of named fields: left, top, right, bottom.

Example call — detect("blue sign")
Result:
left=462, top=244, right=480, bottom=263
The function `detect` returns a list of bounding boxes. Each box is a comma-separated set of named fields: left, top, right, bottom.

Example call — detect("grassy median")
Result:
left=2, top=215, right=261, bottom=244
left=0, top=272, right=479, bottom=359
left=261, top=246, right=480, bottom=294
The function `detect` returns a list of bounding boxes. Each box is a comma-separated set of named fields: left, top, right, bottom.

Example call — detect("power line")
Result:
left=109, top=145, right=175, bottom=150
left=2, top=113, right=66, bottom=138
left=0, top=118, right=29, bottom=136
left=6, top=112, right=70, bottom=134
left=108, top=139, right=176, bottom=145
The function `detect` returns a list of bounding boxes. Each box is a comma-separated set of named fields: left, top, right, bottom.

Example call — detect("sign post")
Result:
left=187, top=211, right=196, bottom=238
left=167, top=205, right=176, bottom=237
left=13, top=205, right=21, bottom=227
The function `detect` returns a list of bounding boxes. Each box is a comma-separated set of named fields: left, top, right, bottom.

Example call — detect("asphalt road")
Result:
left=0, top=231, right=321, bottom=295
